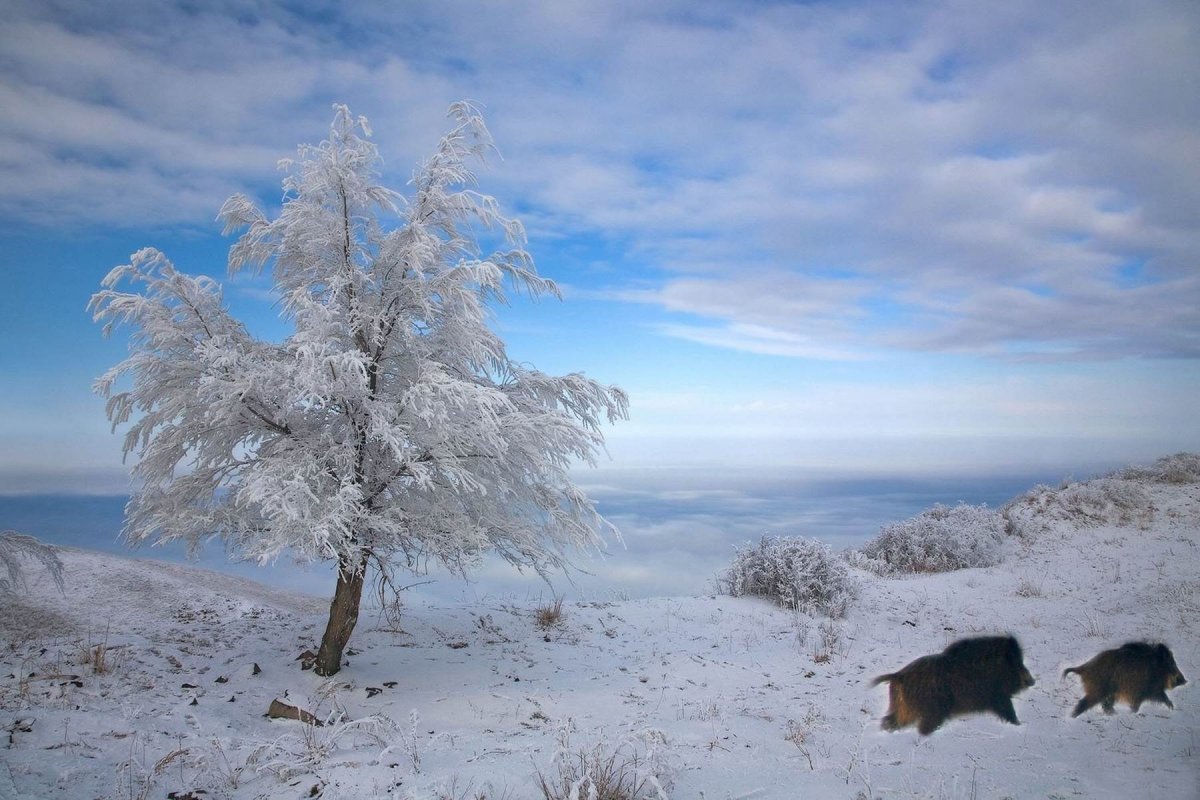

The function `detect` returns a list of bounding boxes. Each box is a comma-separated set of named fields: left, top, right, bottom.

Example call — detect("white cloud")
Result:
left=1, top=0, right=1196, bottom=362
left=655, top=322, right=870, bottom=361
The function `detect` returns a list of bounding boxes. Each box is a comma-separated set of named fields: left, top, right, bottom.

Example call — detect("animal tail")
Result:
left=1062, top=666, right=1079, bottom=678
left=871, top=673, right=896, bottom=687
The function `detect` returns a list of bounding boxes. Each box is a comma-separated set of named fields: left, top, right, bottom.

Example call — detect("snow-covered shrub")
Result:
left=1003, top=478, right=1153, bottom=538
left=1001, top=485, right=1052, bottom=540
left=0, top=531, right=64, bottom=596
left=1119, top=452, right=1200, bottom=484
left=858, top=503, right=1005, bottom=574
left=719, top=536, right=856, bottom=617
left=841, top=548, right=889, bottom=574
left=535, top=728, right=675, bottom=800
left=250, top=712, right=400, bottom=781
left=1100, top=479, right=1155, bottom=512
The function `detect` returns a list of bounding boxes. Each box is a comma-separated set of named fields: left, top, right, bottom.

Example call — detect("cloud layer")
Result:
left=2, top=0, right=1197, bottom=368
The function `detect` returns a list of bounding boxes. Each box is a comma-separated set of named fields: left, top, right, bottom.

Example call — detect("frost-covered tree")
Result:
left=90, top=103, right=628, bottom=676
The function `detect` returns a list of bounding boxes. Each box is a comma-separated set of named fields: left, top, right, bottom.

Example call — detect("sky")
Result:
left=2, top=0, right=1199, bottom=498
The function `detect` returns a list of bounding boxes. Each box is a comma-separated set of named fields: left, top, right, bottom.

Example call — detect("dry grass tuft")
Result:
left=534, top=598, right=566, bottom=631
left=77, top=628, right=119, bottom=675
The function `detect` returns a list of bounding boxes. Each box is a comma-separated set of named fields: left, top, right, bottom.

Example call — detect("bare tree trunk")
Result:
left=314, top=553, right=369, bottom=676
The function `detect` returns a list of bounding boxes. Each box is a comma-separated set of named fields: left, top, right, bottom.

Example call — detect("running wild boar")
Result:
left=873, top=635, right=1036, bottom=735
left=1064, top=641, right=1186, bottom=717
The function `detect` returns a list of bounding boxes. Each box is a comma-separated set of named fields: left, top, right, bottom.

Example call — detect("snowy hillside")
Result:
left=2, top=463, right=1197, bottom=799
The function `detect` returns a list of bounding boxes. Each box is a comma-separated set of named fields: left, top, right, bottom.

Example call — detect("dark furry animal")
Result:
left=1064, top=641, right=1187, bottom=717
left=872, top=635, right=1036, bottom=735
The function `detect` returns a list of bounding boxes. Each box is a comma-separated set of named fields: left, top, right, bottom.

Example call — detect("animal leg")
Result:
left=1101, top=695, right=1116, bottom=714
left=1072, top=695, right=1099, bottom=717
left=1150, top=690, right=1174, bottom=709
left=992, top=695, right=1020, bottom=725
left=917, top=713, right=945, bottom=736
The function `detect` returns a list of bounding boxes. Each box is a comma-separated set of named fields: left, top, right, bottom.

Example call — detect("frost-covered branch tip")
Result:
left=0, top=530, right=66, bottom=596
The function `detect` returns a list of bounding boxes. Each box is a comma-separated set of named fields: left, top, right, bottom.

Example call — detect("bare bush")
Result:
left=250, top=712, right=400, bottom=781
left=718, top=536, right=857, bottom=617
left=535, top=730, right=674, bottom=800
left=812, top=619, right=845, bottom=663
left=858, top=503, right=1005, bottom=574
left=784, top=705, right=826, bottom=770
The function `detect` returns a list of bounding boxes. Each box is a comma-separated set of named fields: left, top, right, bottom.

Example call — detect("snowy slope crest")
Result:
left=2, top=458, right=1197, bottom=799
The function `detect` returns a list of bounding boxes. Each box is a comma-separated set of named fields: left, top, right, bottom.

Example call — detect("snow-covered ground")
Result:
left=2, top=467, right=1197, bottom=799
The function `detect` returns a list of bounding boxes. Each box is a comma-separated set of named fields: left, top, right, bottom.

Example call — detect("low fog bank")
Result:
left=0, top=462, right=1093, bottom=604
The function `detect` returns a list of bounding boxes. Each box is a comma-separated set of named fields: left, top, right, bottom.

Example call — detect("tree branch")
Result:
left=241, top=399, right=291, bottom=435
